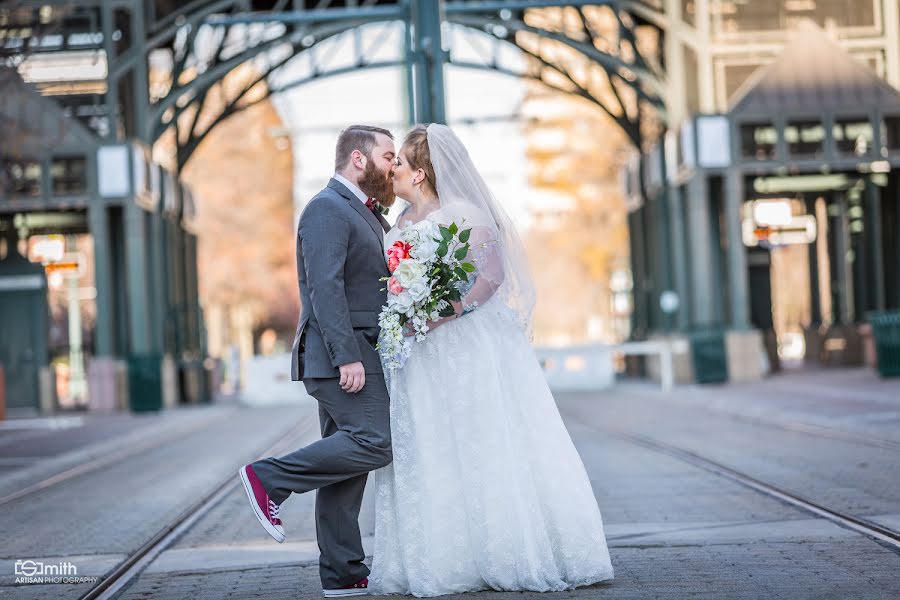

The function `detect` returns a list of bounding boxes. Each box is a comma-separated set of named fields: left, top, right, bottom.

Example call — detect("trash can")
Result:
left=868, top=310, right=900, bottom=378
left=689, top=329, right=728, bottom=384
left=127, top=354, right=163, bottom=412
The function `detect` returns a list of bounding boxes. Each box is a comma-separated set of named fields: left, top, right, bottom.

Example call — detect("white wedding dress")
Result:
left=369, top=202, right=614, bottom=597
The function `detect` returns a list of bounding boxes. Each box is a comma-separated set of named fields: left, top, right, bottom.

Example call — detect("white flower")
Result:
left=388, top=290, right=415, bottom=314
left=409, top=221, right=441, bottom=261
left=393, top=259, right=427, bottom=288
left=412, top=219, right=440, bottom=240
left=406, top=279, right=431, bottom=302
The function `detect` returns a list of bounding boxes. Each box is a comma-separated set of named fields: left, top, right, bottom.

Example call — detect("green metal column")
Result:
left=410, top=0, right=447, bottom=124
left=168, top=216, right=186, bottom=354
left=124, top=200, right=151, bottom=353
left=864, top=177, right=886, bottom=312
left=101, top=0, right=117, bottom=141
left=403, top=0, right=416, bottom=126
left=160, top=213, right=178, bottom=355
left=687, top=173, right=716, bottom=327
left=805, top=195, right=823, bottom=325
left=668, top=184, right=690, bottom=330
left=149, top=209, right=167, bottom=353
left=88, top=203, right=115, bottom=355
left=707, top=177, right=726, bottom=325
left=129, top=0, right=150, bottom=142
left=184, top=230, right=201, bottom=354
left=628, top=207, right=649, bottom=338
left=827, top=192, right=853, bottom=324
left=642, top=192, right=661, bottom=331
left=724, top=169, right=750, bottom=329
left=653, top=187, right=675, bottom=331
left=890, top=176, right=900, bottom=309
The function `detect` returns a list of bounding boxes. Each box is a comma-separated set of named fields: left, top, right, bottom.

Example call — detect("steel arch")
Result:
left=147, top=1, right=665, bottom=167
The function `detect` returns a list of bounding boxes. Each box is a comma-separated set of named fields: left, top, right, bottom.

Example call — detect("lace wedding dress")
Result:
left=368, top=201, right=614, bottom=597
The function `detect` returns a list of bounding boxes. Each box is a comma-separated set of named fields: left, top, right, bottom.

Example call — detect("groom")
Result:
left=239, top=125, right=396, bottom=596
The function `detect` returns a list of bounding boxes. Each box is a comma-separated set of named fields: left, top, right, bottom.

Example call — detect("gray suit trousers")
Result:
left=251, top=374, right=391, bottom=589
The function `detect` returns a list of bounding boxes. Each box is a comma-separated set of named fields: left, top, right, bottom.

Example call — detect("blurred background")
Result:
left=2, top=0, right=899, bottom=415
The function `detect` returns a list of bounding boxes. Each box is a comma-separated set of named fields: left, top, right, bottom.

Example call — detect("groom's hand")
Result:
left=339, top=362, right=366, bottom=393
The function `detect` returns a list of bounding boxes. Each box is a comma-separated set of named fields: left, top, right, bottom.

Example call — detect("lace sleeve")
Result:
left=460, top=225, right=505, bottom=313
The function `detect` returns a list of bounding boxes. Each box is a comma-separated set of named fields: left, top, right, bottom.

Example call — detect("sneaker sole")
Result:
left=322, top=588, right=369, bottom=597
left=239, top=466, right=285, bottom=544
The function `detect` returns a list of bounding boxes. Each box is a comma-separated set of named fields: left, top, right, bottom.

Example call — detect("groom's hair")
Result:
left=335, top=125, right=394, bottom=171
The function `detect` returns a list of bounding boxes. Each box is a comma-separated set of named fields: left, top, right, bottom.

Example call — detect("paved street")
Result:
left=1, top=367, right=899, bottom=599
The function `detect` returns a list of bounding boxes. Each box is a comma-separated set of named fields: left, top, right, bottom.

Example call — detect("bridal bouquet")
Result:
left=377, top=220, right=475, bottom=372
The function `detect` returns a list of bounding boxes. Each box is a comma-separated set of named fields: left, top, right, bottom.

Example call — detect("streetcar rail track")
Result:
left=607, top=428, right=900, bottom=552
left=80, top=417, right=314, bottom=600
left=700, top=409, right=900, bottom=453
left=0, top=408, right=236, bottom=509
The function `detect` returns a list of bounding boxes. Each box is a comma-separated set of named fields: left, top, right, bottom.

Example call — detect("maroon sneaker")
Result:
left=323, top=577, right=369, bottom=597
left=239, top=464, right=285, bottom=543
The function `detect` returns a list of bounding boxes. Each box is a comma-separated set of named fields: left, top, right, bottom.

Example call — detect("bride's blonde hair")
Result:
left=402, top=124, right=438, bottom=199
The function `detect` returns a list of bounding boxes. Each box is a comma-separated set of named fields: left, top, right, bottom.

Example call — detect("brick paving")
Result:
left=1, top=368, right=898, bottom=599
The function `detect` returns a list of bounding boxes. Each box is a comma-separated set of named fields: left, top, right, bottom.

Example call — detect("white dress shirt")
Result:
left=333, top=173, right=369, bottom=204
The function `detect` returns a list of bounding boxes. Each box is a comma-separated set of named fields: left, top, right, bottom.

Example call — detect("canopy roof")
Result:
left=0, top=66, right=98, bottom=159
left=728, top=20, right=900, bottom=117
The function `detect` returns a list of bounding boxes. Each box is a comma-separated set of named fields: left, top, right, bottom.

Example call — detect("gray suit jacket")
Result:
left=290, top=178, right=391, bottom=381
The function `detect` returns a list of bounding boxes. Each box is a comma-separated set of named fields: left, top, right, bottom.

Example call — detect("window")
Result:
left=1, top=159, right=42, bottom=198
left=682, top=0, right=695, bottom=26
left=833, top=118, right=873, bottom=156
left=785, top=121, right=825, bottom=158
left=50, top=157, right=87, bottom=195
left=740, top=122, right=777, bottom=161
left=712, top=0, right=876, bottom=36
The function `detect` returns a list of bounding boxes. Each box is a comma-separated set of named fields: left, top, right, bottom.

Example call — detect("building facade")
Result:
left=625, top=1, right=900, bottom=380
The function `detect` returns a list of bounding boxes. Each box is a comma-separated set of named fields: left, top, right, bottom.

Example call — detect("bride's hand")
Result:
left=425, top=300, right=463, bottom=333
left=404, top=301, right=463, bottom=338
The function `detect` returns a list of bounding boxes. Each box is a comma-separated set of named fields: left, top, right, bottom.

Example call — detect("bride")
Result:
left=369, top=124, right=614, bottom=597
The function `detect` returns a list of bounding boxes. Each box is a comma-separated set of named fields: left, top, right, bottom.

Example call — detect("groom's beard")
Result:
left=358, top=160, right=396, bottom=207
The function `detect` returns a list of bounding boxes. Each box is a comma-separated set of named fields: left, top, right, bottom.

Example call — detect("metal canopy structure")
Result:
left=3, top=0, right=668, bottom=170
left=0, top=0, right=674, bottom=411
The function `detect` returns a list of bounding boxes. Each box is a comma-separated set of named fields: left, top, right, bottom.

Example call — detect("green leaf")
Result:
left=454, top=244, right=469, bottom=261
left=461, top=262, right=476, bottom=273
left=454, top=267, right=468, bottom=280
left=448, top=222, right=458, bottom=235
left=447, top=288, right=462, bottom=302
left=459, top=228, right=471, bottom=243
left=437, top=242, right=449, bottom=258
left=440, top=227, right=453, bottom=241
left=439, top=305, right=457, bottom=318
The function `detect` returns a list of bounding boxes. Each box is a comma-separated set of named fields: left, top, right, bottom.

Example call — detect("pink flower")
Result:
left=387, top=276, right=404, bottom=295
left=386, top=241, right=412, bottom=273
left=387, top=241, right=411, bottom=262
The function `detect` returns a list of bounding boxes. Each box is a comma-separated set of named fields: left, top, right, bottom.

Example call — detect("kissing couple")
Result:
left=239, top=124, right=614, bottom=597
